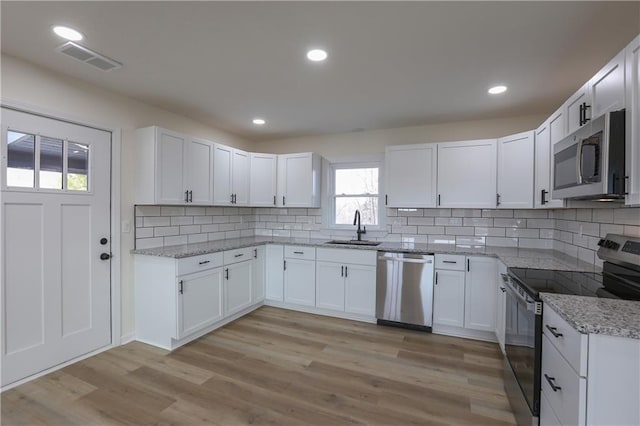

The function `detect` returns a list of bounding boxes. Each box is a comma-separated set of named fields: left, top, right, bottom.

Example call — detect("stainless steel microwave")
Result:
left=552, top=109, right=626, bottom=200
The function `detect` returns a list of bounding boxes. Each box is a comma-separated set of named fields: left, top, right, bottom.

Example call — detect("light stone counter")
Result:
left=541, top=293, right=640, bottom=340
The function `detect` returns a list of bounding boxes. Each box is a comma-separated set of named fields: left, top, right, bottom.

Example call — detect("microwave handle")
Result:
left=576, top=140, right=584, bottom=185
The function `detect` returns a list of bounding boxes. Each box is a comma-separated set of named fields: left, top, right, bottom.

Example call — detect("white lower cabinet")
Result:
left=177, top=268, right=224, bottom=339
left=433, top=269, right=466, bottom=327
left=284, top=247, right=316, bottom=307
left=541, top=304, right=640, bottom=426
left=135, top=248, right=262, bottom=350
left=464, top=257, right=498, bottom=332
left=433, top=254, right=499, bottom=341
left=224, top=259, right=253, bottom=316
left=252, top=246, right=266, bottom=303
left=265, top=245, right=284, bottom=301
left=315, top=248, right=377, bottom=317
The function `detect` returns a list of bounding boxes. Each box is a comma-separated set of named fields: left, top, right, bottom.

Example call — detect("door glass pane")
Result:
left=335, top=197, right=379, bottom=225
left=6, top=131, right=35, bottom=188
left=67, top=142, right=89, bottom=191
left=335, top=168, right=378, bottom=195
left=39, top=136, right=63, bottom=189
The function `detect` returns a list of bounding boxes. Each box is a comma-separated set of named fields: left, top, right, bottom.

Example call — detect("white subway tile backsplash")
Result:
left=592, top=208, right=614, bottom=223
left=475, top=227, right=506, bottom=237
left=486, top=237, right=518, bottom=247
left=193, top=216, right=213, bottom=225
left=614, top=208, right=640, bottom=225
left=143, top=216, right=171, bottom=227
left=494, top=218, right=526, bottom=228
left=576, top=209, right=592, bottom=222
left=482, top=209, right=513, bottom=218
left=188, top=234, right=208, bottom=244
left=160, top=206, right=185, bottom=216
left=506, top=228, right=539, bottom=238
left=514, top=209, right=548, bottom=219
left=164, top=235, right=188, bottom=246
left=154, top=226, right=179, bottom=237
left=526, top=219, right=554, bottom=229
left=407, top=217, right=436, bottom=225
left=136, top=227, right=154, bottom=238
left=445, top=226, right=475, bottom=236
left=451, top=209, right=482, bottom=217
left=435, top=217, right=463, bottom=226
left=463, top=217, right=493, bottom=227
left=417, top=226, right=446, bottom=235
left=136, top=237, right=164, bottom=249
left=135, top=205, right=161, bottom=216
left=180, top=225, right=201, bottom=235
left=518, top=238, right=553, bottom=249
left=186, top=207, right=206, bottom=216
left=170, top=216, right=194, bottom=226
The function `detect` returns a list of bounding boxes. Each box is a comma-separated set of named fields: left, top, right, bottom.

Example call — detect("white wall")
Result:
left=255, top=114, right=547, bottom=158
left=1, top=54, right=252, bottom=337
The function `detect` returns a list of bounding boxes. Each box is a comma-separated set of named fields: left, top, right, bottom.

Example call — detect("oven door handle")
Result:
left=504, top=278, right=542, bottom=315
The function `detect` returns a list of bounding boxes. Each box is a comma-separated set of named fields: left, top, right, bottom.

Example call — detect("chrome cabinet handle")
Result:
left=544, top=374, right=562, bottom=392
left=545, top=325, right=563, bottom=338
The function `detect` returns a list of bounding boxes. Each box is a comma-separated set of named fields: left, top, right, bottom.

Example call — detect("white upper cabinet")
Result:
left=187, top=137, right=215, bottom=205
left=277, top=153, right=322, bottom=208
left=249, top=153, right=277, bottom=207
left=437, top=139, right=497, bottom=208
left=626, top=34, right=640, bottom=206
left=549, top=107, right=566, bottom=146
left=534, top=120, right=564, bottom=208
left=213, top=144, right=250, bottom=206
left=590, top=50, right=626, bottom=119
left=135, top=126, right=213, bottom=205
left=385, top=144, right=437, bottom=208
left=565, top=82, right=591, bottom=135
left=497, top=131, right=534, bottom=209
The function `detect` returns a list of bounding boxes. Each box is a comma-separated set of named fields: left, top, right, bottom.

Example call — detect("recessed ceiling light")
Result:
left=52, top=26, right=84, bottom=41
left=252, top=118, right=266, bottom=125
left=488, top=85, right=508, bottom=95
left=306, top=49, right=328, bottom=62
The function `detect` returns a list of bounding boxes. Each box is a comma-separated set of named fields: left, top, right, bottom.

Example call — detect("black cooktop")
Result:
left=509, top=265, right=640, bottom=301
left=509, top=268, right=604, bottom=298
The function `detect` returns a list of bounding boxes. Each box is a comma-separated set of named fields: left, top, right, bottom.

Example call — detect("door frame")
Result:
left=1, top=98, right=122, bottom=385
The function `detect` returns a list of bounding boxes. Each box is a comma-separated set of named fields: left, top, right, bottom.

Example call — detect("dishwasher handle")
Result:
left=377, top=256, right=433, bottom=264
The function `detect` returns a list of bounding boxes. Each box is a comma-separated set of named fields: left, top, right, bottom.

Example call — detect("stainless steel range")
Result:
left=502, top=234, right=640, bottom=426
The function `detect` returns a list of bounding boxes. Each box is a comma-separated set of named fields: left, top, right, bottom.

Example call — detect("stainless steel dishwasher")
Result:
left=376, top=252, right=435, bottom=331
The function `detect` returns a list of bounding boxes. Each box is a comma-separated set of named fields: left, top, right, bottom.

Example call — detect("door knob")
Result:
left=100, top=253, right=111, bottom=260
left=100, top=237, right=108, bottom=245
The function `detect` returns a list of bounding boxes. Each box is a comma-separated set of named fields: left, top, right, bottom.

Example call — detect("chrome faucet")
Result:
left=353, top=210, right=366, bottom=241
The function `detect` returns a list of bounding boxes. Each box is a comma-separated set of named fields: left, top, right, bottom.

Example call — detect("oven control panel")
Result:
left=622, top=241, right=640, bottom=255
left=598, top=234, right=640, bottom=266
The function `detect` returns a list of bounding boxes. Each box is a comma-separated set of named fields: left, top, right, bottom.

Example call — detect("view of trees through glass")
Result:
left=334, top=167, right=379, bottom=225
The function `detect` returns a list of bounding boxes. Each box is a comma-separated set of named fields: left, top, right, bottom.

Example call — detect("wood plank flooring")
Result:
left=2, top=306, right=516, bottom=425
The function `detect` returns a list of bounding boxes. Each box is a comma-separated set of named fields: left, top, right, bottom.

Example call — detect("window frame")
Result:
left=327, top=160, right=384, bottom=230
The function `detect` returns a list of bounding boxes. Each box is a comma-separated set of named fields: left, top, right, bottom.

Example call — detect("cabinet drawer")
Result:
left=435, top=254, right=466, bottom=271
left=176, top=252, right=224, bottom=276
left=542, top=334, right=587, bottom=426
left=284, top=245, right=316, bottom=260
left=543, top=304, right=587, bottom=376
left=316, top=248, right=376, bottom=266
left=223, top=247, right=255, bottom=265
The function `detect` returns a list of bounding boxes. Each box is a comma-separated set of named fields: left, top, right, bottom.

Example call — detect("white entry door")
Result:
left=1, top=107, right=112, bottom=387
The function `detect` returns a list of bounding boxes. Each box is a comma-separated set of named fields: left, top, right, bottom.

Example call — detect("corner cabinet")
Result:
left=135, top=248, right=262, bottom=351
left=437, top=139, right=498, bottom=208
left=249, top=153, right=277, bottom=207
left=497, top=131, right=534, bottom=209
left=626, top=34, right=640, bottom=206
left=135, top=126, right=214, bottom=205
left=277, top=153, right=322, bottom=208
left=385, top=144, right=437, bottom=208
left=213, top=144, right=250, bottom=206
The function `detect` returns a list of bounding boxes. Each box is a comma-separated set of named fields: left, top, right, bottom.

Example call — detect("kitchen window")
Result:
left=329, top=162, right=382, bottom=228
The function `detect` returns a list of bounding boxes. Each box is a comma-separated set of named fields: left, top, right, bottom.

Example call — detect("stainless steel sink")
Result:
left=325, top=240, right=381, bottom=246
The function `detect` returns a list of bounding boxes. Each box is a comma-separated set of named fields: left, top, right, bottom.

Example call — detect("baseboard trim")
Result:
left=120, top=332, right=136, bottom=345
left=264, top=300, right=376, bottom=324
left=432, top=324, right=498, bottom=343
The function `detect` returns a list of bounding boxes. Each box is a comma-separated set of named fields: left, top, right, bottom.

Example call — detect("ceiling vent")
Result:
left=56, top=42, right=122, bottom=71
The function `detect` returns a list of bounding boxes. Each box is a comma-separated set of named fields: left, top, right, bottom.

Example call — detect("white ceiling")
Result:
left=2, top=1, right=639, bottom=141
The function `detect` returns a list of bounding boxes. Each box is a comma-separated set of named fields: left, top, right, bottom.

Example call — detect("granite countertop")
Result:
left=132, top=236, right=600, bottom=272
left=541, top=293, right=640, bottom=340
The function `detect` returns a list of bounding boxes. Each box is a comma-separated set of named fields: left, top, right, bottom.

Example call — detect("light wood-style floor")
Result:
left=2, top=307, right=516, bottom=425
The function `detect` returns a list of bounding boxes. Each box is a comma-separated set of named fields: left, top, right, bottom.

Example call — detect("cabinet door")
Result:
left=464, top=257, right=498, bottom=332
left=315, top=262, right=345, bottom=311
left=186, top=138, right=214, bottom=205
left=385, top=144, right=437, bottom=207
left=284, top=258, right=315, bottom=306
left=252, top=247, right=265, bottom=303
left=156, top=129, right=187, bottom=204
left=626, top=34, right=640, bottom=206
left=534, top=122, right=564, bottom=208
left=565, top=83, right=591, bottom=135
left=224, top=260, right=253, bottom=316
left=265, top=245, right=284, bottom=301
left=232, top=149, right=250, bottom=205
left=176, top=268, right=223, bottom=339
left=250, top=153, right=277, bottom=207
left=497, top=131, right=534, bottom=209
left=591, top=50, right=625, bottom=118
left=433, top=270, right=466, bottom=327
left=437, top=139, right=497, bottom=208
left=549, top=108, right=566, bottom=146
left=213, top=144, right=233, bottom=205
left=344, top=264, right=376, bottom=316
left=278, top=153, right=314, bottom=207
